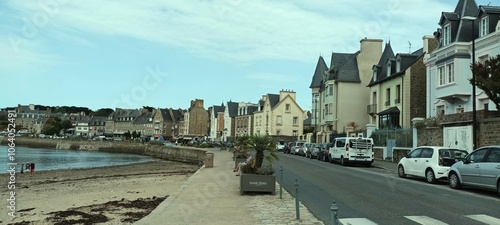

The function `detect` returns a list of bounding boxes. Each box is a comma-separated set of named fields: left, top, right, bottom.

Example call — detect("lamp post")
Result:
left=462, top=16, right=477, bottom=149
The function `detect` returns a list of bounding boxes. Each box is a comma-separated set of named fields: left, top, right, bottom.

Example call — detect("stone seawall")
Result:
left=1, top=137, right=207, bottom=165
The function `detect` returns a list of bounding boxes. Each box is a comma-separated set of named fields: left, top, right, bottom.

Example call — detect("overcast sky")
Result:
left=0, top=0, right=492, bottom=111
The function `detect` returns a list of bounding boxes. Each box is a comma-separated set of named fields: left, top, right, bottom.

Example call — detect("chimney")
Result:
left=423, top=35, right=438, bottom=54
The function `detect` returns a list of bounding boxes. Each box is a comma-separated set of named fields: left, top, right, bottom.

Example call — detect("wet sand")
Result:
left=0, top=160, right=201, bottom=225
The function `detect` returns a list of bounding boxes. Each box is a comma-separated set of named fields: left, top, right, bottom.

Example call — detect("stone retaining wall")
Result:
left=1, top=137, right=207, bottom=165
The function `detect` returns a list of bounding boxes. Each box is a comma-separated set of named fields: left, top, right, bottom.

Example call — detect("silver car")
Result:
left=448, top=146, right=500, bottom=196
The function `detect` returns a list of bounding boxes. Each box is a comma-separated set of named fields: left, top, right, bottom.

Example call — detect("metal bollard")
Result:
left=294, top=179, right=300, bottom=220
left=330, top=200, right=339, bottom=225
left=279, top=166, right=283, bottom=199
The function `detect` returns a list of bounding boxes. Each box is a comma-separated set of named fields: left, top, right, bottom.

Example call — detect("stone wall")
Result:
left=1, top=137, right=207, bottom=165
left=417, top=110, right=500, bottom=147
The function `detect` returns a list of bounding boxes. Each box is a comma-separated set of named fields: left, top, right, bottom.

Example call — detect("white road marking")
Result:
left=404, top=216, right=449, bottom=225
left=339, top=218, right=378, bottom=225
left=465, top=214, right=500, bottom=225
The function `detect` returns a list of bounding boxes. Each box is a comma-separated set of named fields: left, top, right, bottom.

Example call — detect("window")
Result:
left=409, top=149, right=422, bottom=158
left=447, top=63, right=454, bottom=83
left=324, top=104, right=328, bottom=116
left=468, top=149, right=488, bottom=163
left=480, top=16, right=488, bottom=37
left=395, top=85, right=401, bottom=104
left=285, top=104, right=291, bottom=112
left=276, top=116, right=282, bottom=125
left=378, top=113, right=400, bottom=129
left=421, top=148, right=433, bottom=158
left=436, top=105, right=445, bottom=115
left=486, top=149, right=500, bottom=162
left=328, top=85, right=333, bottom=95
left=438, top=66, right=445, bottom=85
left=293, top=117, right=298, bottom=125
left=385, top=88, right=390, bottom=106
left=443, top=23, right=451, bottom=45
left=328, top=103, right=333, bottom=115
left=292, top=130, right=298, bottom=136
left=438, top=62, right=454, bottom=86
left=456, top=106, right=464, bottom=113
left=276, top=130, right=281, bottom=135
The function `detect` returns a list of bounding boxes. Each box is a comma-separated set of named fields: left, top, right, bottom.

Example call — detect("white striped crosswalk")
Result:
left=338, top=214, right=500, bottom=225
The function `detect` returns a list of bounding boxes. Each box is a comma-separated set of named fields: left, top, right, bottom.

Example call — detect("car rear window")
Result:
left=439, top=149, right=468, bottom=160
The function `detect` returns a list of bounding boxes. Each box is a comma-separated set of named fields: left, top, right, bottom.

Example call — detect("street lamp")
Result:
left=462, top=16, right=477, bottom=149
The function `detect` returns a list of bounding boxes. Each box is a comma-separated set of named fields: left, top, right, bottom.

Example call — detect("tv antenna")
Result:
left=408, top=41, right=412, bottom=53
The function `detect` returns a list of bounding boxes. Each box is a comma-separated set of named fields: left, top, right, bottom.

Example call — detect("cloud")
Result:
left=2, top=0, right=460, bottom=66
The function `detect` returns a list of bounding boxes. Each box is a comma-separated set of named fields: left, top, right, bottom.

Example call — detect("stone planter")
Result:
left=240, top=173, right=276, bottom=195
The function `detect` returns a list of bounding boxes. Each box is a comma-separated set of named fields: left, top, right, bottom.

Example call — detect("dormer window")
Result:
left=387, top=61, right=392, bottom=77
left=396, top=57, right=401, bottom=72
left=480, top=16, right=489, bottom=37
left=443, top=23, right=451, bottom=46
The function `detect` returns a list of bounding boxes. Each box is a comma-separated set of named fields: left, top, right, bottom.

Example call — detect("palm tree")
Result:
left=251, top=134, right=279, bottom=169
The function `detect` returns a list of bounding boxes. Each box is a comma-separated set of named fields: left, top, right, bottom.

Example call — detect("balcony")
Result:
left=367, top=104, right=377, bottom=115
left=394, top=98, right=400, bottom=104
left=384, top=101, right=390, bottom=106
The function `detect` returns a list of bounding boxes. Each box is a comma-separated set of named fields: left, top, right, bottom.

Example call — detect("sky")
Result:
left=0, top=0, right=492, bottom=112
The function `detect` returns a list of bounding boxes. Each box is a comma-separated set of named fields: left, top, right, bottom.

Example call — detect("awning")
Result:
left=378, top=107, right=400, bottom=115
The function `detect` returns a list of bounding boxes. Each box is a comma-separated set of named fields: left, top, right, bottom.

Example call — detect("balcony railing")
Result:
left=394, top=98, right=400, bottom=104
left=367, top=104, right=377, bottom=114
left=385, top=101, right=390, bottom=106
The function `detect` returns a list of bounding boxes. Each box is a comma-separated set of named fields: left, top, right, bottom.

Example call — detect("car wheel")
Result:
left=398, top=165, right=406, bottom=178
left=340, top=157, right=346, bottom=166
left=497, top=180, right=500, bottom=197
left=426, top=169, right=437, bottom=184
left=448, top=172, right=461, bottom=189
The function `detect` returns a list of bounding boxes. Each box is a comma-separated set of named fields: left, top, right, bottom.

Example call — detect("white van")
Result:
left=329, top=137, right=374, bottom=166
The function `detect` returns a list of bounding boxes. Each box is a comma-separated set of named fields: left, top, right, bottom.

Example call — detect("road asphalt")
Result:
left=135, top=149, right=398, bottom=225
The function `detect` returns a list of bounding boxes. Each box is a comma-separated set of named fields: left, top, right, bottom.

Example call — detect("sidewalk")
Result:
left=135, top=149, right=323, bottom=225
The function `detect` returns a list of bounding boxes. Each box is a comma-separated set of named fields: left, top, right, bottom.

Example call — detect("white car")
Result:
left=397, top=146, right=468, bottom=183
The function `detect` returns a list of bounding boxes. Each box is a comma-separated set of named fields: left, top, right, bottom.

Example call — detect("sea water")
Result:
left=0, top=146, right=156, bottom=174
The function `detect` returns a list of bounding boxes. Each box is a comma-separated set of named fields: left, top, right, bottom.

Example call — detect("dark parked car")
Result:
left=317, top=143, right=332, bottom=162
left=306, top=143, right=321, bottom=159
left=284, top=142, right=294, bottom=154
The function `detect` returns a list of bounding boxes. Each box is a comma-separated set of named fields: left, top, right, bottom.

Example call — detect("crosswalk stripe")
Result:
left=339, top=218, right=378, bottom=225
left=465, top=214, right=500, bottom=225
left=404, top=216, right=449, bottom=225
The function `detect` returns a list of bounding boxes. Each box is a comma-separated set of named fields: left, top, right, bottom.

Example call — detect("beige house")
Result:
left=310, top=38, right=383, bottom=143
left=15, top=104, right=47, bottom=134
left=367, top=38, right=435, bottom=129
left=253, top=90, right=305, bottom=137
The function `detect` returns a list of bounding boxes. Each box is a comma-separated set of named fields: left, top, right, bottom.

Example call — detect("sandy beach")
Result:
left=0, top=160, right=201, bottom=225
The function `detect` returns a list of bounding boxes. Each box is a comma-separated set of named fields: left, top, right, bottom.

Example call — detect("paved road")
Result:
left=273, top=152, right=500, bottom=225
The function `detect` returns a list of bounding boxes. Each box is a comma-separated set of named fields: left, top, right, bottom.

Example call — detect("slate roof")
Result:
left=268, top=94, right=280, bottom=109
left=159, top=108, right=172, bottom=122
left=309, top=56, right=328, bottom=88
left=171, top=109, right=183, bottom=121
left=303, top=111, right=311, bottom=126
left=227, top=101, right=239, bottom=117
left=368, top=46, right=424, bottom=87
left=77, top=116, right=91, bottom=123
left=90, top=116, right=107, bottom=125
left=133, top=111, right=153, bottom=124
left=328, top=52, right=361, bottom=83
left=437, top=0, right=478, bottom=46
left=478, top=5, right=500, bottom=14
left=212, top=105, right=225, bottom=118
left=247, top=106, right=259, bottom=115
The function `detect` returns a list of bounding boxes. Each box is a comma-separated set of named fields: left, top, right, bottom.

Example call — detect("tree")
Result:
left=124, top=131, right=131, bottom=140
left=472, top=55, right=500, bottom=111
left=59, top=119, right=73, bottom=133
left=92, top=108, right=114, bottom=117
left=43, top=117, right=61, bottom=135
left=250, top=135, right=279, bottom=169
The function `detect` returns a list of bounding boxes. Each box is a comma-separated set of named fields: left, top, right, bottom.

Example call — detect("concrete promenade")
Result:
left=135, top=149, right=324, bottom=225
